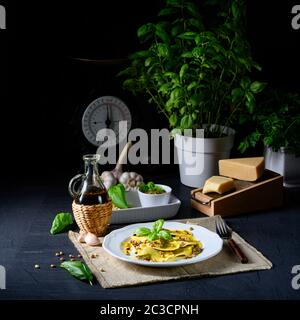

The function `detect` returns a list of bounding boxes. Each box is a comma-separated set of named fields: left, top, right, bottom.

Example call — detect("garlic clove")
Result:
left=84, top=232, right=100, bottom=246
left=136, top=175, right=143, bottom=182
left=129, top=172, right=135, bottom=179
left=78, top=231, right=87, bottom=243
left=119, top=172, right=130, bottom=184
left=101, top=171, right=111, bottom=178
left=101, top=171, right=117, bottom=189
left=104, top=178, right=117, bottom=190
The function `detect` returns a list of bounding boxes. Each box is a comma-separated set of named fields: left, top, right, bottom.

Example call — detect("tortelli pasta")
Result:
left=122, top=229, right=203, bottom=262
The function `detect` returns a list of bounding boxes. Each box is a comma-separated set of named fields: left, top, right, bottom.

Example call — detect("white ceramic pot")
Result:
left=264, top=146, right=300, bottom=188
left=138, top=184, right=172, bottom=207
left=175, top=126, right=235, bottom=188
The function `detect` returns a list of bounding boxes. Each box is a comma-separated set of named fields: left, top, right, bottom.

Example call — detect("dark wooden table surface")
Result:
left=1, top=174, right=300, bottom=300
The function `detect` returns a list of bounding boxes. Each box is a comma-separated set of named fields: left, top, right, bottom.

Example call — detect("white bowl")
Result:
left=138, top=184, right=171, bottom=207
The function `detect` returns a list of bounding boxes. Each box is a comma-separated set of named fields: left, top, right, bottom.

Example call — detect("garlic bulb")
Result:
left=84, top=232, right=100, bottom=246
left=100, top=141, right=132, bottom=189
left=100, top=171, right=117, bottom=189
left=119, top=172, right=143, bottom=191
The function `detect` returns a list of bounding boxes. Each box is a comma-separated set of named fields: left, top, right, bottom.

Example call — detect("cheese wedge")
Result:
left=202, top=176, right=235, bottom=194
left=219, top=157, right=264, bottom=181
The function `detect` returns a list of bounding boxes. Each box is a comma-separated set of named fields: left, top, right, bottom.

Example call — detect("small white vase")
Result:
left=264, top=146, right=300, bottom=188
left=175, top=126, right=235, bottom=188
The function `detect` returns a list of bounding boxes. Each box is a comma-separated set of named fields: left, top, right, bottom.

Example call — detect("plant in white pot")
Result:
left=120, top=0, right=265, bottom=187
left=239, top=90, right=300, bottom=187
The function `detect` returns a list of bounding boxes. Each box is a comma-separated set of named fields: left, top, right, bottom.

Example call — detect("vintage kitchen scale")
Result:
left=191, top=169, right=284, bottom=217
left=66, top=56, right=174, bottom=175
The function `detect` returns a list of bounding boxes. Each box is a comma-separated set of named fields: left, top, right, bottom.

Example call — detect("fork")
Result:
left=215, top=216, right=248, bottom=264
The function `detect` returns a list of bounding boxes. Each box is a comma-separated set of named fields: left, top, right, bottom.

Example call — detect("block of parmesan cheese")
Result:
left=202, top=176, right=235, bottom=194
left=219, top=157, right=264, bottom=182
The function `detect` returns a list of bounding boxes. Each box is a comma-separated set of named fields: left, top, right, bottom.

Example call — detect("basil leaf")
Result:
left=135, top=227, right=151, bottom=236
left=108, top=184, right=129, bottom=209
left=147, top=231, right=158, bottom=241
left=60, top=260, right=93, bottom=285
left=139, top=182, right=165, bottom=194
left=136, top=219, right=169, bottom=242
left=50, top=212, right=73, bottom=235
left=138, top=183, right=148, bottom=193
left=250, top=81, right=267, bottom=93
left=153, top=185, right=165, bottom=193
left=157, top=230, right=173, bottom=241
left=153, top=219, right=164, bottom=233
left=147, top=182, right=156, bottom=190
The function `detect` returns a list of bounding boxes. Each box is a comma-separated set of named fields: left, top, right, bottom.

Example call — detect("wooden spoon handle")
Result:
left=228, top=239, right=248, bottom=264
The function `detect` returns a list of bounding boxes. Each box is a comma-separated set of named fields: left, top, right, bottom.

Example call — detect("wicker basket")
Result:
left=72, top=200, right=112, bottom=236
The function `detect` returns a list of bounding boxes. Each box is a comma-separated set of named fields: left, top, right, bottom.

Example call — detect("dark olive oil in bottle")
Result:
left=70, top=154, right=109, bottom=205
left=76, top=187, right=109, bottom=205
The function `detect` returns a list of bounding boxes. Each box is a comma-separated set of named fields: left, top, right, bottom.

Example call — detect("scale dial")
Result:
left=82, top=96, right=132, bottom=146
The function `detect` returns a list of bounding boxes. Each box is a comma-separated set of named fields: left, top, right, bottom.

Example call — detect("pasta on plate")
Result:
left=122, top=229, right=203, bottom=262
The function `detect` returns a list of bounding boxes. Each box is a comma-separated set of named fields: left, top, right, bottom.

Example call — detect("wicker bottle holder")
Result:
left=72, top=200, right=112, bottom=236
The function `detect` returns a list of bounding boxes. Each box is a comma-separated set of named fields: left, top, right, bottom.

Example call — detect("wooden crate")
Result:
left=191, top=170, right=284, bottom=217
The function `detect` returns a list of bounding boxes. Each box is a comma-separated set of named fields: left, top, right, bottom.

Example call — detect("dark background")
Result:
left=1, top=0, right=299, bottom=180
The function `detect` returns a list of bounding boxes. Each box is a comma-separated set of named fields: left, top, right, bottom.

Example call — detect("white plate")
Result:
left=110, top=191, right=181, bottom=224
left=103, top=221, right=223, bottom=267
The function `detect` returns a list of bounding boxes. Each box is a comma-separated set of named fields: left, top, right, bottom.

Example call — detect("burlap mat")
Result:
left=68, top=216, right=272, bottom=288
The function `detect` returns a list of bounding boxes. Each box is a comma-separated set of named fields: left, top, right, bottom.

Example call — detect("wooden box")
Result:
left=191, top=170, right=284, bottom=217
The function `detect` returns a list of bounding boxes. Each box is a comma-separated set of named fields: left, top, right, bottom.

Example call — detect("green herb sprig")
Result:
left=119, top=0, right=265, bottom=137
left=135, top=219, right=172, bottom=242
left=138, top=182, right=165, bottom=194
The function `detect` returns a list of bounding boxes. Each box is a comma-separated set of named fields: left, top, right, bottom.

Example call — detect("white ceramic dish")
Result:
left=138, top=184, right=171, bottom=207
left=110, top=191, right=180, bottom=224
left=103, top=221, right=223, bottom=267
